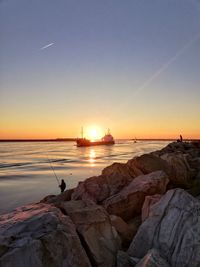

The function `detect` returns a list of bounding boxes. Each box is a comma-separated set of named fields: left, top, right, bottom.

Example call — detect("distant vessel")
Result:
left=76, top=128, right=115, bottom=147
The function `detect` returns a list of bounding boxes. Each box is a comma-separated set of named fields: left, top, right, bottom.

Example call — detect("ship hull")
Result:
left=76, top=139, right=115, bottom=147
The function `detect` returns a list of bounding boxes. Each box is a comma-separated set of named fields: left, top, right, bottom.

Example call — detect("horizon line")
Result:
left=0, top=138, right=199, bottom=142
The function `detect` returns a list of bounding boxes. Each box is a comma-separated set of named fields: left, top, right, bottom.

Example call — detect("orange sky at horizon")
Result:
left=1, top=120, right=199, bottom=140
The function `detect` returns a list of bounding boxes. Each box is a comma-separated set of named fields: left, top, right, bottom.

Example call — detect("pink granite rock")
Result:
left=103, top=171, right=169, bottom=221
left=141, top=194, right=162, bottom=221
left=0, top=203, right=91, bottom=267
left=128, top=189, right=200, bottom=267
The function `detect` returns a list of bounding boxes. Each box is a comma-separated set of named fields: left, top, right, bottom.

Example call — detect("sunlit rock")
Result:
left=71, top=163, right=142, bottom=203
left=0, top=203, right=91, bottom=267
left=102, top=162, right=142, bottom=195
left=71, top=175, right=110, bottom=202
left=103, top=171, right=169, bottom=221
left=128, top=189, right=200, bottom=267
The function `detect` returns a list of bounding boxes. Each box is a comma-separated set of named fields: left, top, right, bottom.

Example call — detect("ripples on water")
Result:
left=0, top=140, right=170, bottom=214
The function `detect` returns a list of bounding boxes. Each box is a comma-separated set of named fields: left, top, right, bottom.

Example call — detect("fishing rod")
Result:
left=46, top=155, right=60, bottom=186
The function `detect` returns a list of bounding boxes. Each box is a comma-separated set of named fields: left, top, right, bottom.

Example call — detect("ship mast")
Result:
left=81, top=127, right=84, bottom=138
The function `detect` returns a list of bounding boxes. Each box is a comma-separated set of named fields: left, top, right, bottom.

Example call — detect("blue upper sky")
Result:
left=1, top=0, right=200, bottom=138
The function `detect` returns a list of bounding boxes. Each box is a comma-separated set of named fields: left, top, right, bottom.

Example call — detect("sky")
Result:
left=0, top=0, right=200, bottom=139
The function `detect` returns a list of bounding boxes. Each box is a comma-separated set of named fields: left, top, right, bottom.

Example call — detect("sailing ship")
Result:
left=76, top=128, right=115, bottom=147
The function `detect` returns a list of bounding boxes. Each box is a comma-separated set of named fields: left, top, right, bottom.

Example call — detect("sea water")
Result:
left=0, top=140, right=170, bottom=214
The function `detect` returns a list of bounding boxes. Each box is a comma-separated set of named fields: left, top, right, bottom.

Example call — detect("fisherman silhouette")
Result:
left=59, top=179, right=66, bottom=193
left=177, top=135, right=183, bottom=142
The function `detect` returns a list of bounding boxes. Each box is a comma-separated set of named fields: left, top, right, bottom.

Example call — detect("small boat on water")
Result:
left=76, top=128, right=115, bottom=147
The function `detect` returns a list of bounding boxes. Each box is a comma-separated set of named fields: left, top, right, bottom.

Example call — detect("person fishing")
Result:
left=177, top=134, right=183, bottom=142
left=59, top=179, right=66, bottom=193
left=47, top=156, right=67, bottom=193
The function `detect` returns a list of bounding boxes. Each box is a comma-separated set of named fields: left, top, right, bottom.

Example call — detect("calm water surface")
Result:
left=0, top=140, right=170, bottom=214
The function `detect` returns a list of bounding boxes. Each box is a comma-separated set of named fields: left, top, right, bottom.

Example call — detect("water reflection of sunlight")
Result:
left=89, top=149, right=96, bottom=166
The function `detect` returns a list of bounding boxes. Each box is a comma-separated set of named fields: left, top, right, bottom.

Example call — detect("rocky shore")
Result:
left=0, top=141, right=200, bottom=267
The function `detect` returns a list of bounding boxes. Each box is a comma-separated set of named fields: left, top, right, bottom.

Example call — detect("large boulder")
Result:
left=71, top=175, right=110, bottom=203
left=71, top=163, right=139, bottom=203
left=153, top=141, right=200, bottom=187
left=103, top=171, right=169, bottom=221
left=128, top=189, right=200, bottom=267
left=160, top=153, right=196, bottom=187
left=61, top=200, right=121, bottom=267
left=102, top=163, right=142, bottom=195
left=127, top=154, right=172, bottom=177
left=0, top=203, right=91, bottom=267
left=154, top=141, right=200, bottom=157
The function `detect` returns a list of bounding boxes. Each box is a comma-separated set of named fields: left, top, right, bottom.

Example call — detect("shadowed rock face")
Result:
left=41, top=188, right=74, bottom=205
left=117, top=250, right=139, bottom=267
left=103, top=171, right=169, bottom=221
left=135, top=249, right=170, bottom=267
left=141, top=194, right=162, bottom=222
left=110, top=215, right=135, bottom=248
left=60, top=201, right=121, bottom=267
left=0, top=203, right=91, bottom=267
left=127, top=154, right=172, bottom=177
left=160, top=153, right=196, bottom=187
left=128, top=189, right=200, bottom=267
left=154, top=141, right=200, bottom=187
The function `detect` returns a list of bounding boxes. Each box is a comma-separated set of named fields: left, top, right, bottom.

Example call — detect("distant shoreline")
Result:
left=0, top=138, right=199, bottom=142
left=0, top=138, right=77, bottom=142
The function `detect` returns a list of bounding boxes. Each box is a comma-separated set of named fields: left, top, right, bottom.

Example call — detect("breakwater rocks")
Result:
left=0, top=141, right=200, bottom=267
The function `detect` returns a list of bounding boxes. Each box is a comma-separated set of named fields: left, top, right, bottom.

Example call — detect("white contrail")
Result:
left=40, top=43, right=54, bottom=50
left=134, top=32, right=200, bottom=95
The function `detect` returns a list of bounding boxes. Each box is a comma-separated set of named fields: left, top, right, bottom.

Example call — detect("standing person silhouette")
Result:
left=59, top=179, right=66, bottom=193
left=180, top=135, right=183, bottom=142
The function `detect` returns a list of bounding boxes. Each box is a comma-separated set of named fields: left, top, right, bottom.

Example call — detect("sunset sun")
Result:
left=88, top=127, right=103, bottom=141
left=89, top=129, right=98, bottom=139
